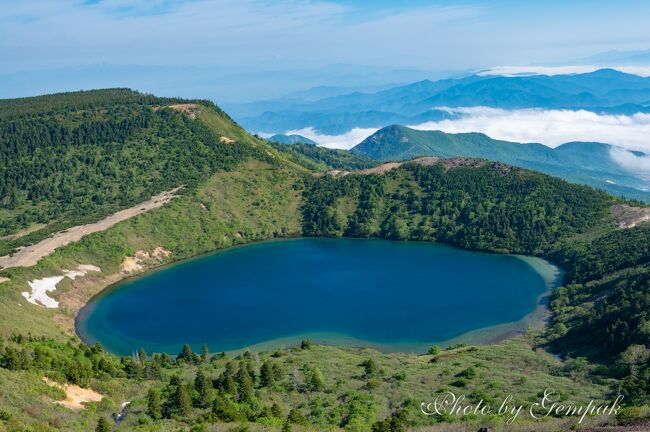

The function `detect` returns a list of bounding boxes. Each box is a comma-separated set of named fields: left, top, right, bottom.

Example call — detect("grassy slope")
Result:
left=0, top=338, right=617, bottom=432
left=116, top=339, right=615, bottom=432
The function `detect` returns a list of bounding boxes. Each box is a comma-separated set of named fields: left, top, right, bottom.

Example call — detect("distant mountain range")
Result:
left=351, top=125, right=650, bottom=202
left=231, top=69, right=650, bottom=134
left=267, top=134, right=317, bottom=145
left=578, top=49, right=650, bottom=65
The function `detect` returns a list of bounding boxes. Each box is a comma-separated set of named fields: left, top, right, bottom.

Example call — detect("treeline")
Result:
left=1, top=88, right=184, bottom=119
left=0, top=89, right=269, bottom=242
left=302, top=163, right=613, bottom=255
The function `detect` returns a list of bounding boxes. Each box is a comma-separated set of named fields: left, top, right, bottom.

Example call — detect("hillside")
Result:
left=0, top=90, right=649, bottom=431
left=0, top=89, right=306, bottom=257
left=351, top=125, right=650, bottom=201
left=269, top=141, right=377, bottom=172
left=267, top=134, right=317, bottom=145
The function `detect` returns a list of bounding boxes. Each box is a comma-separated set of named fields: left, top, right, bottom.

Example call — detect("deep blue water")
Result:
left=77, top=238, right=556, bottom=355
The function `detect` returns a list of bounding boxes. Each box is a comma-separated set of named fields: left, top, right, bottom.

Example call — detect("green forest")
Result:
left=0, top=90, right=649, bottom=431
left=267, top=141, right=377, bottom=172
left=0, top=89, right=270, bottom=255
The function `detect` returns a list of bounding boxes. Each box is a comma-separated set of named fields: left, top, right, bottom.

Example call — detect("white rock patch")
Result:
left=78, top=264, right=101, bottom=272
left=21, top=264, right=101, bottom=308
left=62, top=269, right=85, bottom=280
left=22, top=276, right=64, bottom=308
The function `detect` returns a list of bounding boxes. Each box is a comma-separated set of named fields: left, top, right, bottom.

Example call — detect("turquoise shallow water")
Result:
left=76, top=238, right=559, bottom=355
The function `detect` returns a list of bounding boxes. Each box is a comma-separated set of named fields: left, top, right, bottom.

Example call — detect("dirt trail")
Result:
left=327, top=157, right=491, bottom=177
left=0, top=188, right=181, bottom=270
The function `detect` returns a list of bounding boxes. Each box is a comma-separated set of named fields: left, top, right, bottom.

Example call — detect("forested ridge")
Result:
left=0, top=89, right=269, bottom=254
left=1, top=90, right=650, bottom=431
left=268, top=141, right=377, bottom=171
left=302, top=162, right=613, bottom=255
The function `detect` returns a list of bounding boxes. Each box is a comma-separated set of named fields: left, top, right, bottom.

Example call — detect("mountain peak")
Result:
left=268, top=134, right=317, bottom=145
left=584, top=68, right=630, bottom=78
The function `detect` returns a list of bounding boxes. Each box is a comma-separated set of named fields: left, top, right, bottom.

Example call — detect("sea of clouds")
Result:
left=283, top=127, right=381, bottom=150
left=284, top=107, right=650, bottom=177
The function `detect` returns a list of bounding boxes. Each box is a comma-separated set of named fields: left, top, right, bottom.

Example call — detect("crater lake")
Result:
left=76, top=238, right=560, bottom=355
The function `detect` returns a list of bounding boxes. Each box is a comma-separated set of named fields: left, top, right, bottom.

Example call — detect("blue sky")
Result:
left=1, top=1, right=650, bottom=100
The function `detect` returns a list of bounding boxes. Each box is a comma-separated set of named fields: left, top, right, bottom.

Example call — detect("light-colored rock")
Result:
left=152, top=246, right=171, bottom=259
left=62, top=269, right=85, bottom=280
left=610, top=204, right=650, bottom=228
left=120, top=247, right=171, bottom=274
left=43, top=378, right=104, bottom=410
left=120, top=256, right=143, bottom=273
left=78, top=264, right=101, bottom=272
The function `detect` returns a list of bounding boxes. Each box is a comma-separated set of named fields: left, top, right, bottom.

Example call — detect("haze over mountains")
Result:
left=229, top=69, right=650, bottom=135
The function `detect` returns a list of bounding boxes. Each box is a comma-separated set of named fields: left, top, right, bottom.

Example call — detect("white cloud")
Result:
left=478, top=65, right=650, bottom=77
left=284, top=127, right=378, bottom=149
left=283, top=107, right=650, bottom=155
left=610, top=147, right=650, bottom=180
left=289, top=107, right=650, bottom=177
left=408, top=107, right=650, bottom=152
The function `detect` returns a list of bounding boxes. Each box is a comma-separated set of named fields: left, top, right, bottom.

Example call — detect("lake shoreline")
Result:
left=75, top=237, right=564, bottom=356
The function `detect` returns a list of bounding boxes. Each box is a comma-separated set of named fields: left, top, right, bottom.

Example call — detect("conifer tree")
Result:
left=201, top=343, right=209, bottom=362
left=147, top=388, right=162, bottom=420
left=95, top=417, right=111, bottom=432
left=237, top=365, right=255, bottom=403
left=260, top=361, right=275, bottom=387
left=175, top=384, right=192, bottom=416
left=194, top=369, right=212, bottom=408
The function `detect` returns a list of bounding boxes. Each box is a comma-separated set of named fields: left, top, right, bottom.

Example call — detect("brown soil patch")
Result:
left=610, top=204, right=650, bottom=228
left=43, top=378, right=103, bottom=410
left=219, top=136, right=235, bottom=144
left=120, top=247, right=172, bottom=275
left=359, top=162, right=404, bottom=175
left=329, top=157, right=497, bottom=178
left=119, top=256, right=142, bottom=273
left=165, top=103, right=202, bottom=119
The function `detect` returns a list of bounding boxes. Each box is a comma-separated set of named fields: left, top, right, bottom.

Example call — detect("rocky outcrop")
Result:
left=120, top=247, right=172, bottom=274
left=610, top=204, right=650, bottom=228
